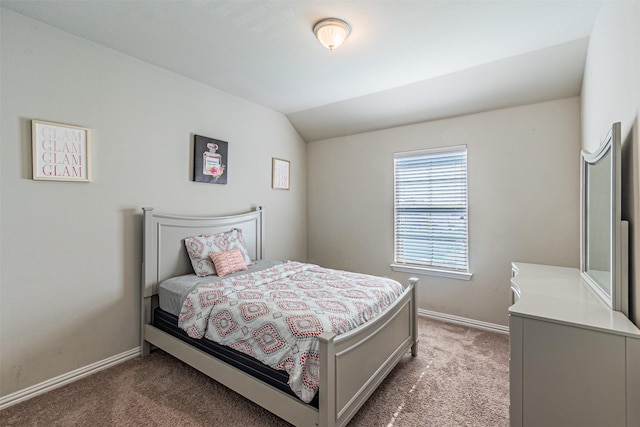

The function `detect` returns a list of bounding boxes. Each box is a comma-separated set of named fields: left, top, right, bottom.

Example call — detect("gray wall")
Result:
left=307, top=98, right=581, bottom=326
left=0, top=9, right=307, bottom=398
left=581, top=1, right=640, bottom=326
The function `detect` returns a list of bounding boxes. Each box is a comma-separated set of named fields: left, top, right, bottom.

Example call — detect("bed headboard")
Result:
left=142, top=206, right=265, bottom=298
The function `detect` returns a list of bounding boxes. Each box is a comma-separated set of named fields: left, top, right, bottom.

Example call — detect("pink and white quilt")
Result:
left=178, top=261, right=404, bottom=403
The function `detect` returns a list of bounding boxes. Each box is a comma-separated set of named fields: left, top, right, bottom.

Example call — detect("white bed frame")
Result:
left=140, top=206, right=418, bottom=427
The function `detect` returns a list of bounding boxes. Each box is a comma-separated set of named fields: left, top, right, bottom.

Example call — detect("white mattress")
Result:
left=158, top=260, right=281, bottom=316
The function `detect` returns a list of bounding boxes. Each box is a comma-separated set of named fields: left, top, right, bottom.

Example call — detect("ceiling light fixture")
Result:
left=313, top=18, right=351, bottom=50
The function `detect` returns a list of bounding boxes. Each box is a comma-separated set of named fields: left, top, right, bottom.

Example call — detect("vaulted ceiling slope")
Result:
left=0, top=1, right=602, bottom=142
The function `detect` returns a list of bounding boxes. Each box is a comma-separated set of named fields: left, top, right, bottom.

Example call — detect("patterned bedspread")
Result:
left=178, top=261, right=404, bottom=403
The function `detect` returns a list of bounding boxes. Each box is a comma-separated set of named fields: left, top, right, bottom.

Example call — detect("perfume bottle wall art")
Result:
left=203, top=143, right=223, bottom=177
left=193, top=135, right=228, bottom=184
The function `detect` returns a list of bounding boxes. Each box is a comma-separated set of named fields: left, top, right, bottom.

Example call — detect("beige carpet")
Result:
left=0, top=317, right=509, bottom=426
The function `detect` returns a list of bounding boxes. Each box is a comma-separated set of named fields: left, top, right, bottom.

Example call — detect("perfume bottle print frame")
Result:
left=193, top=135, right=228, bottom=184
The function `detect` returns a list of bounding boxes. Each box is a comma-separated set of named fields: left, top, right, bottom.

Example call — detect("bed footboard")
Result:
left=319, top=279, right=418, bottom=427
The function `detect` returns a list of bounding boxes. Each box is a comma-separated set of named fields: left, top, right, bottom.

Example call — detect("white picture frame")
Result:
left=32, top=120, right=91, bottom=182
left=272, top=157, right=290, bottom=190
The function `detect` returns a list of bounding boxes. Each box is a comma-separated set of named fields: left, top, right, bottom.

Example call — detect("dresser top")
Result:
left=510, top=262, right=640, bottom=338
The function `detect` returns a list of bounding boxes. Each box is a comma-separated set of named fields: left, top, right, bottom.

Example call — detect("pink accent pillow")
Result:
left=209, top=248, right=248, bottom=277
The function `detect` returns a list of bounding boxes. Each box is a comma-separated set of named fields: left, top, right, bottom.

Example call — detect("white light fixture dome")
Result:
left=313, top=18, right=351, bottom=50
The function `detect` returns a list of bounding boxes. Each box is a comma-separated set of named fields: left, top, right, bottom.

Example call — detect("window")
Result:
left=391, top=145, right=471, bottom=280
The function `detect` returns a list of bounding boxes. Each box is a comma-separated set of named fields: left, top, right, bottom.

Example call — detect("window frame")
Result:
left=390, top=145, right=472, bottom=281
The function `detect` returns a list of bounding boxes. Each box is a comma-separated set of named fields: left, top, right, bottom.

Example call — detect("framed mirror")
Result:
left=580, top=122, right=628, bottom=314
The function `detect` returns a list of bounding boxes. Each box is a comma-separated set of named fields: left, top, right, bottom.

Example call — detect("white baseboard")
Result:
left=0, top=312, right=506, bottom=410
left=0, top=347, right=140, bottom=411
left=418, top=309, right=509, bottom=334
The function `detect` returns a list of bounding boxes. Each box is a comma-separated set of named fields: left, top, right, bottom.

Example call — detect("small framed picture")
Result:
left=272, top=157, right=290, bottom=190
left=32, top=120, right=91, bottom=182
left=193, top=135, right=228, bottom=184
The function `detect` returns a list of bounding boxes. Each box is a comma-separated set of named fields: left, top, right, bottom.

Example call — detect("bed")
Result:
left=140, top=206, right=418, bottom=427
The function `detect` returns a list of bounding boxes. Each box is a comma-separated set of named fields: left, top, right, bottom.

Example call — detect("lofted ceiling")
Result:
left=0, top=0, right=603, bottom=142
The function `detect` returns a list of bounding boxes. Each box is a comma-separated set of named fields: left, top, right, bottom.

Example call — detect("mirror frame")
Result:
left=580, top=122, right=628, bottom=314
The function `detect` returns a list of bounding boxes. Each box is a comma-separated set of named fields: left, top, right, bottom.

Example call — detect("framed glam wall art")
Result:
left=272, top=157, right=290, bottom=190
left=32, top=120, right=91, bottom=182
left=193, top=134, right=228, bottom=184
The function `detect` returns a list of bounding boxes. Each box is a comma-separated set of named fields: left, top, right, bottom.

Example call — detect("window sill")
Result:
left=390, top=263, right=472, bottom=281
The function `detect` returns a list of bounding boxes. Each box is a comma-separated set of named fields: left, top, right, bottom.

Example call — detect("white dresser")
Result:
left=509, top=262, right=640, bottom=427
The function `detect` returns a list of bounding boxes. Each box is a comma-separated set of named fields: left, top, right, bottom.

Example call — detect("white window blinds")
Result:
left=393, top=146, right=469, bottom=274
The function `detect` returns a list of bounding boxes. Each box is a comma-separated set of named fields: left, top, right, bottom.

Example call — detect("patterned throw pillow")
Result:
left=209, top=248, right=248, bottom=277
left=184, top=228, right=252, bottom=276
